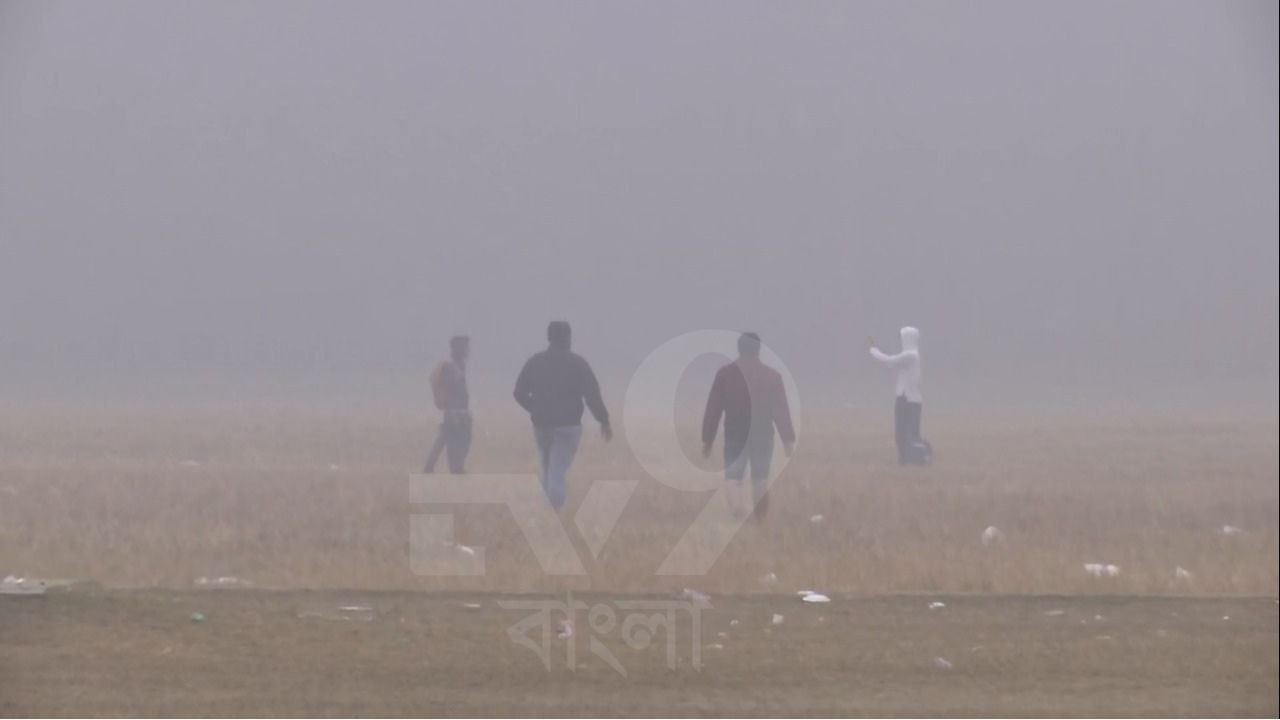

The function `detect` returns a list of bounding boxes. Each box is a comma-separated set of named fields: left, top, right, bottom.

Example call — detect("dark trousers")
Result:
left=725, top=431, right=776, bottom=518
left=894, top=396, right=924, bottom=465
left=424, top=412, right=472, bottom=474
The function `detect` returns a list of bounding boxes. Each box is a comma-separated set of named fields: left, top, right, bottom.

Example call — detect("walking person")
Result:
left=424, top=335, right=472, bottom=474
left=869, top=327, right=931, bottom=465
left=702, top=332, right=796, bottom=520
left=513, top=321, right=612, bottom=509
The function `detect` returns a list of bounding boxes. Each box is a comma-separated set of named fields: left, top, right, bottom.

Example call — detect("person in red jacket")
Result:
left=702, top=332, right=795, bottom=520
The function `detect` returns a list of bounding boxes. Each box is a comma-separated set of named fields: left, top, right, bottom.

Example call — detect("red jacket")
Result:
left=702, top=358, right=795, bottom=447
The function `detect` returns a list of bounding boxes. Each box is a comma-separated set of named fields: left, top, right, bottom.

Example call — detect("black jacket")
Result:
left=513, top=346, right=610, bottom=428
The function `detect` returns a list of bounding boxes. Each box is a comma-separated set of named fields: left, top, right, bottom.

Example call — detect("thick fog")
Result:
left=1, top=0, right=1276, bottom=412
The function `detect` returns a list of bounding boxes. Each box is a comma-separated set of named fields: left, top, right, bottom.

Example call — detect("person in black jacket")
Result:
left=514, top=321, right=611, bottom=509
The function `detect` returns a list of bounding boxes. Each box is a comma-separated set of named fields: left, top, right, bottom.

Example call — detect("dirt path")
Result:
left=2, top=589, right=1276, bottom=717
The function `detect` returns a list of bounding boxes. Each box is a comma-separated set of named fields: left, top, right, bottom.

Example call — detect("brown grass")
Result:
left=5, top=591, right=1277, bottom=716
left=1, top=405, right=1276, bottom=597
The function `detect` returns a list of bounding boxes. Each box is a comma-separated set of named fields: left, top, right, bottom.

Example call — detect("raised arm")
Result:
left=869, top=347, right=913, bottom=368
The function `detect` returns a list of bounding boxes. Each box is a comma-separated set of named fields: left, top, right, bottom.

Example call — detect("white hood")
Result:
left=900, top=326, right=920, bottom=353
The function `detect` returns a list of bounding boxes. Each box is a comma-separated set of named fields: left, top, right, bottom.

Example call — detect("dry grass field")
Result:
left=1, top=405, right=1275, bottom=596
left=1, top=403, right=1277, bottom=716
left=3, top=590, right=1276, bottom=716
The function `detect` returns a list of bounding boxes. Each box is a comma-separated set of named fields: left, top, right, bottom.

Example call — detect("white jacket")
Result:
left=870, top=326, right=922, bottom=402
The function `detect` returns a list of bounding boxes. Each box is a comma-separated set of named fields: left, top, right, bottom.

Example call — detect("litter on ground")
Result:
left=0, top=576, right=45, bottom=596
left=981, top=526, right=1005, bottom=545
left=194, top=576, right=252, bottom=588
left=680, top=588, right=711, bottom=604
left=1084, top=563, right=1121, bottom=578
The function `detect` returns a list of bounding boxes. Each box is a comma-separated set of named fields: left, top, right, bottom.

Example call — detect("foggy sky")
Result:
left=1, top=0, right=1276, bottom=411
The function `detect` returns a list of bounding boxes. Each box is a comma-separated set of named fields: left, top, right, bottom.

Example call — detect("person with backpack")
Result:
left=424, top=335, right=472, bottom=474
left=513, top=321, right=611, bottom=510
left=701, top=332, right=796, bottom=520
left=869, top=327, right=932, bottom=465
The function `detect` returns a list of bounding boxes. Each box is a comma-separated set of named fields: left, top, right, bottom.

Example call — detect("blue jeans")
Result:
left=533, top=424, right=582, bottom=509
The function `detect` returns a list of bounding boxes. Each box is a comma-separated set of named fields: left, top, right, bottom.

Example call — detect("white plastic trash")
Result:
left=1084, top=563, right=1120, bottom=578
left=981, top=526, right=1005, bottom=546
left=0, top=576, right=45, bottom=596
left=681, top=588, right=711, bottom=604
left=194, top=576, right=252, bottom=588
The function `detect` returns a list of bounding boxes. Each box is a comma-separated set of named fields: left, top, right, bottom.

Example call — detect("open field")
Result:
left=1, top=406, right=1275, bottom=596
left=2, top=589, right=1277, bottom=716
left=1, top=405, right=1277, bottom=715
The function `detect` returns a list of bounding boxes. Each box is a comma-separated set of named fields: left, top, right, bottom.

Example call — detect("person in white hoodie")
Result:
left=868, top=327, right=931, bottom=465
